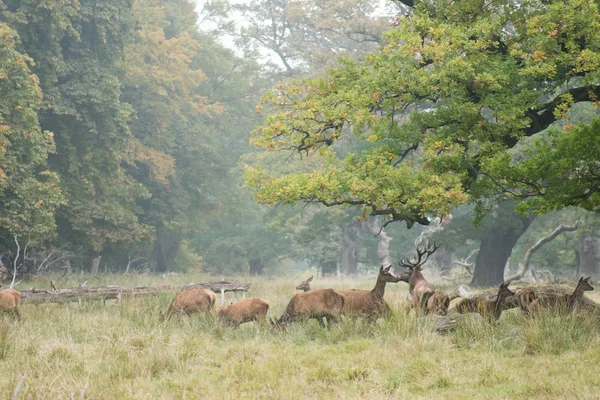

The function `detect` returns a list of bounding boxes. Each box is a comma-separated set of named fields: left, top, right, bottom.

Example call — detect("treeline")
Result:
left=0, top=0, right=267, bottom=274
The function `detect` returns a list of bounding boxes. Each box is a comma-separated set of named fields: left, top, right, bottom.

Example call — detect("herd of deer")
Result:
left=0, top=240, right=595, bottom=329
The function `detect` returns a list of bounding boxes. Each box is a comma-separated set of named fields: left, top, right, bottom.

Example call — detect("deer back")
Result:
left=218, top=297, right=270, bottom=324
left=279, top=289, right=345, bottom=323
left=170, top=288, right=216, bottom=314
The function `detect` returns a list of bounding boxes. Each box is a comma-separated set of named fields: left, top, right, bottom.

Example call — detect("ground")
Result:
left=1, top=273, right=600, bottom=399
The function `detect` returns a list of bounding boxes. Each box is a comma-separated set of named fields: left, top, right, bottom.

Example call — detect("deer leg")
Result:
left=13, top=308, right=20, bottom=321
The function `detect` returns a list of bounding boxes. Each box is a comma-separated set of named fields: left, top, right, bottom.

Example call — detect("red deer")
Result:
left=0, top=287, right=22, bottom=320
left=272, top=289, right=345, bottom=328
left=527, top=276, right=594, bottom=314
left=426, top=291, right=450, bottom=316
left=218, top=297, right=270, bottom=327
left=398, top=239, right=440, bottom=314
left=456, top=282, right=515, bottom=320
left=163, top=288, right=216, bottom=319
left=296, top=276, right=313, bottom=292
left=339, top=265, right=400, bottom=317
left=517, top=287, right=537, bottom=315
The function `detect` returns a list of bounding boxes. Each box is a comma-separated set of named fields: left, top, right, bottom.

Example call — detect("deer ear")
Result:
left=579, top=276, right=584, bottom=282
left=384, top=265, right=392, bottom=272
left=307, top=276, right=313, bottom=282
left=586, top=276, right=592, bottom=282
left=379, top=265, right=384, bottom=273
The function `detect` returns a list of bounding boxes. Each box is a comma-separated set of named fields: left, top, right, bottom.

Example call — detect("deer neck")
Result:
left=372, top=275, right=387, bottom=299
left=409, top=271, right=425, bottom=293
left=568, top=284, right=583, bottom=308
left=493, top=294, right=505, bottom=320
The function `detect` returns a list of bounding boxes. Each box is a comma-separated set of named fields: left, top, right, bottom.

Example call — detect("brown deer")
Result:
left=163, top=288, right=216, bottom=319
left=456, top=282, right=515, bottom=320
left=296, top=276, right=313, bottom=292
left=426, top=292, right=450, bottom=316
left=517, top=287, right=537, bottom=315
left=398, top=239, right=440, bottom=314
left=527, top=276, right=594, bottom=314
left=218, top=297, right=270, bottom=327
left=0, top=287, right=22, bottom=320
left=272, top=289, right=345, bottom=328
left=339, top=265, right=400, bottom=317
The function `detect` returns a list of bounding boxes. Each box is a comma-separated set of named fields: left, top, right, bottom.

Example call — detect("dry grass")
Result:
left=1, top=273, right=600, bottom=399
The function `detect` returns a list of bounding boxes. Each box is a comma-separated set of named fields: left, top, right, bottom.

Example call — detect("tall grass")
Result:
left=1, top=273, right=600, bottom=398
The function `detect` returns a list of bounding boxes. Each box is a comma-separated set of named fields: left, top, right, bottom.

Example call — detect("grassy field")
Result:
left=1, top=273, right=600, bottom=399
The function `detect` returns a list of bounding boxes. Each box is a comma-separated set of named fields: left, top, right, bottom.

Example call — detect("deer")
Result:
left=296, top=276, right=313, bottom=292
left=272, top=289, right=345, bottom=328
left=516, top=287, right=537, bottom=315
left=218, top=297, right=270, bottom=327
left=0, top=286, right=22, bottom=320
left=162, top=288, right=217, bottom=320
left=526, top=276, right=594, bottom=314
left=426, top=292, right=450, bottom=316
left=397, top=239, right=440, bottom=314
left=339, top=265, right=400, bottom=317
left=455, top=282, right=515, bottom=321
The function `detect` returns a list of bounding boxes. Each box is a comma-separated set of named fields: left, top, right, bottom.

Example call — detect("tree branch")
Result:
left=505, top=220, right=582, bottom=282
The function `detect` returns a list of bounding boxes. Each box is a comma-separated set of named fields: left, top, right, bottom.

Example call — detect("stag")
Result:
left=456, top=282, right=515, bottom=321
left=272, top=289, right=345, bottom=328
left=296, top=276, right=313, bottom=292
left=398, top=239, right=440, bottom=314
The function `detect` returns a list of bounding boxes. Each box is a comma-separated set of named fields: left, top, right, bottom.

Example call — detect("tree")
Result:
left=245, top=0, right=600, bottom=284
left=211, top=0, right=399, bottom=76
left=0, top=23, right=63, bottom=248
left=2, top=0, right=154, bottom=262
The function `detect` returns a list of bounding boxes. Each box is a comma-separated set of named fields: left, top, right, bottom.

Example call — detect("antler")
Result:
left=399, top=238, right=440, bottom=270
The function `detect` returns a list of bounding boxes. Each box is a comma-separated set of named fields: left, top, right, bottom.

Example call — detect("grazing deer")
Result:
left=218, top=297, right=270, bottom=327
left=527, top=276, right=594, bottom=314
left=0, top=287, right=22, bottom=320
left=272, top=289, right=345, bottom=328
left=339, top=265, right=400, bottom=317
left=456, top=282, right=515, bottom=321
left=398, top=240, right=440, bottom=314
left=296, top=276, right=313, bottom=292
left=163, top=288, right=216, bottom=320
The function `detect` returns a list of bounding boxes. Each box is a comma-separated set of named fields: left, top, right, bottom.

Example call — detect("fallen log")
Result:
left=20, top=281, right=251, bottom=305
left=455, top=284, right=600, bottom=313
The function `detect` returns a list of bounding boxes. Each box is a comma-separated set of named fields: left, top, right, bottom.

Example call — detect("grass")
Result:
left=1, top=273, right=600, bottom=399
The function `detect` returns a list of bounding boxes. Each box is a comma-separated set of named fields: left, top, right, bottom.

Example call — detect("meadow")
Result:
left=1, top=273, right=600, bottom=399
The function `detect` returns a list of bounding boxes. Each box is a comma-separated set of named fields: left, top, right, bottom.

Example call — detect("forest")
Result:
left=0, top=0, right=599, bottom=284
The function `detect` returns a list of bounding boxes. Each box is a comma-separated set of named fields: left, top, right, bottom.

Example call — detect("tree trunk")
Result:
left=154, top=226, right=182, bottom=273
left=471, top=207, right=533, bottom=287
left=248, top=259, right=264, bottom=276
left=89, top=256, right=101, bottom=276
left=580, top=229, right=600, bottom=279
left=341, top=224, right=360, bottom=276
left=363, top=217, right=393, bottom=266
left=321, top=259, right=337, bottom=276
left=434, top=247, right=452, bottom=271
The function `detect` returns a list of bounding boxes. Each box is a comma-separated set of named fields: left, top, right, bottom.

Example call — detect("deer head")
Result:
left=577, top=276, right=594, bottom=292
left=379, top=265, right=399, bottom=283
left=398, top=238, right=440, bottom=273
left=296, top=276, right=313, bottom=292
left=498, top=282, right=515, bottom=299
